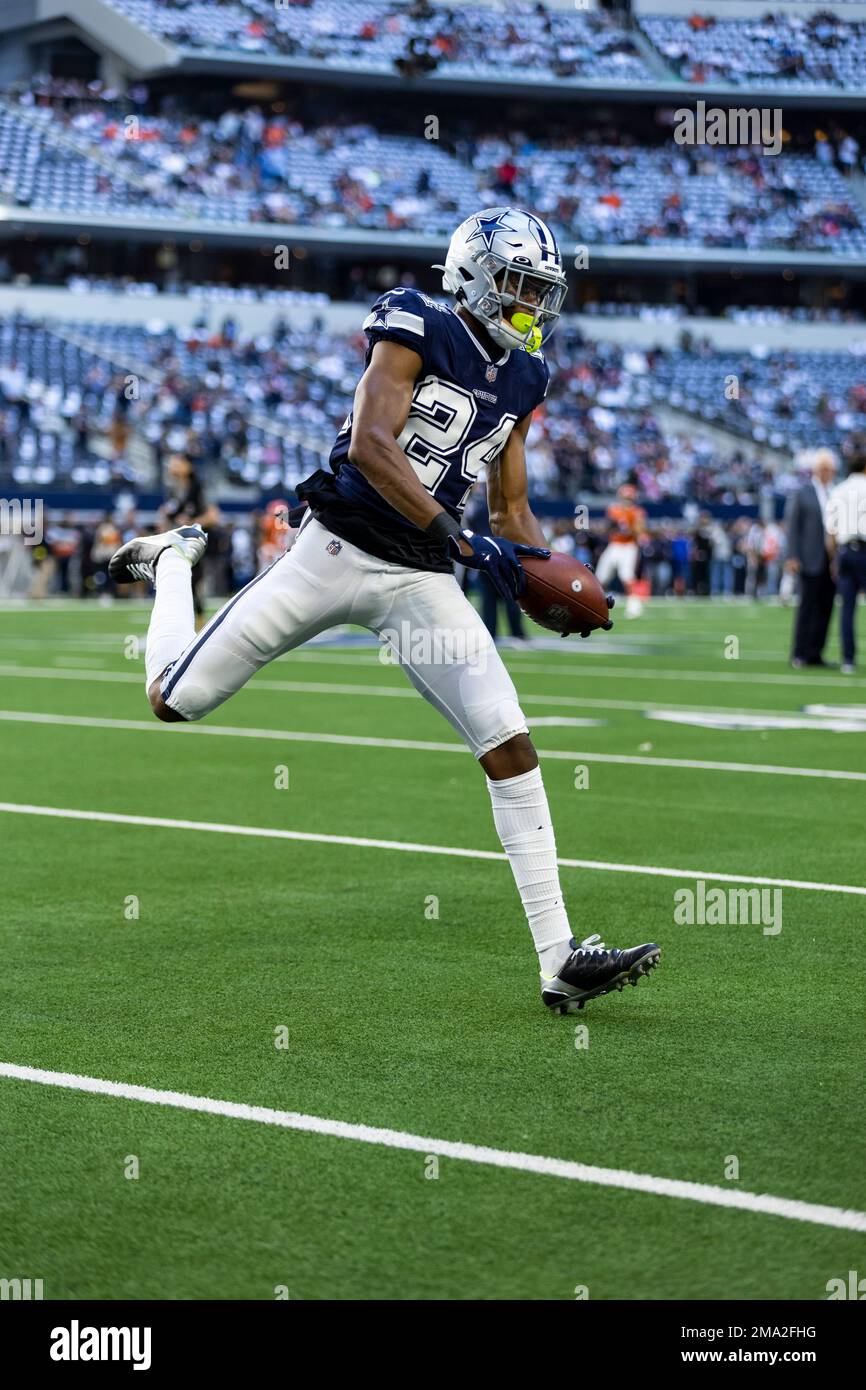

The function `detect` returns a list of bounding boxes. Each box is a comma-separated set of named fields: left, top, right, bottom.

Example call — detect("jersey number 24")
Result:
left=398, top=376, right=517, bottom=511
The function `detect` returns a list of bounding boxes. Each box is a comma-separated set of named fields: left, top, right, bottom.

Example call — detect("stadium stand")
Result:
left=640, top=11, right=866, bottom=89
left=0, top=316, right=137, bottom=487
left=0, top=5, right=863, bottom=532
left=649, top=343, right=866, bottom=452
left=95, top=0, right=866, bottom=99
left=102, top=0, right=654, bottom=82
left=5, top=304, right=862, bottom=507
left=2, top=85, right=865, bottom=253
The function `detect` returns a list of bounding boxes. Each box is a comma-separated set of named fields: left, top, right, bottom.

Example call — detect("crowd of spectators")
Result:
left=19, top=503, right=261, bottom=602
left=641, top=11, right=866, bottom=89
left=469, top=125, right=866, bottom=253
left=99, top=0, right=866, bottom=94
left=549, top=513, right=788, bottom=599
left=3, top=303, right=865, bottom=503
left=14, top=502, right=792, bottom=605
left=3, top=81, right=865, bottom=253
left=582, top=301, right=864, bottom=324
left=104, top=0, right=651, bottom=83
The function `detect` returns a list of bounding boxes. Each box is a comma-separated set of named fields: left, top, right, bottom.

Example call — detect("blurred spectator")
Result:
left=825, top=451, right=866, bottom=673
left=709, top=517, right=733, bottom=596
left=87, top=513, right=123, bottom=602
left=161, top=453, right=219, bottom=621
left=691, top=516, right=713, bottom=596
left=258, top=498, right=292, bottom=570
left=784, top=448, right=837, bottom=666
left=47, top=515, right=79, bottom=594
left=671, top=528, right=691, bottom=594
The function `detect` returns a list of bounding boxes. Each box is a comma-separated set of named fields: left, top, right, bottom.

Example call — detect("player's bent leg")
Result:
left=108, top=523, right=206, bottom=718
left=148, top=677, right=186, bottom=723
left=158, top=519, right=371, bottom=722
left=154, top=567, right=288, bottom=723
left=113, top=515, right=371, bottom=725
left=479, top=730, right=537, bottom=779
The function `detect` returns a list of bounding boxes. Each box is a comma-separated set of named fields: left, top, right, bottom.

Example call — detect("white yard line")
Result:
left=1, top=663, right=864, bottom=720
left=503, top=661, right=866, bottom=688
left=0, top=1062, right=862, bottom=1234
left=1, top=709, right=864, bottom=783
left=0, top=600, right=153, bottom=612
left=4, top=659, right=866, bottom=696
left=233, top=642, right=802, bottom=665
left=52, top=656, right=112, bottom=668
left=0, top=801, right=863, bottom=895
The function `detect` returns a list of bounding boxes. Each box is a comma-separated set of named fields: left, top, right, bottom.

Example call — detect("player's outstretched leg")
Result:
left=480, top=734, right=660, bottom=1013
left=382, top=572, right=661, bottom=1013
left=108, top=524, right=207, bottom=722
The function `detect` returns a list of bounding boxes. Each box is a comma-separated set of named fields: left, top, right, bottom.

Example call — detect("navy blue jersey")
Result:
left=296, top=287, right=549, bottom=571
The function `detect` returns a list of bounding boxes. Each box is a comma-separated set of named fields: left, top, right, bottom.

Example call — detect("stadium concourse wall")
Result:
left=1, top=285, right=864, bottom=353
left=2, top=210, right=865, bottom=279
left=0, top=0, right=174, bottom=75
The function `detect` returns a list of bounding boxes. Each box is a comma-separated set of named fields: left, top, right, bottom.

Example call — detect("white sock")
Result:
left=486, top=766, right=572, bottom=977
left=144, top=548, right=196, bottom=689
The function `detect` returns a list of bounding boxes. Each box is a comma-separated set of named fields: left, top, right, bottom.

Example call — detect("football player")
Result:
left=109, top=207, right=660, bottom=1013
left=595, top=483, right=647, bottom=619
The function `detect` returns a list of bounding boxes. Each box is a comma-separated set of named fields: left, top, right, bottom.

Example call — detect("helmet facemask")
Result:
left=487, top=257, right=566, bottom=351
left=436, top=207, right=568, bottom=353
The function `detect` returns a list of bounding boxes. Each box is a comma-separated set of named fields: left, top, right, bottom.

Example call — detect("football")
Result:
left=518, top=552, right=614, bottom=637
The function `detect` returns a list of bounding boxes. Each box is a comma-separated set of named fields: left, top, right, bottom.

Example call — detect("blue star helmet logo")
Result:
left=465, top=210, right=515, bottom=252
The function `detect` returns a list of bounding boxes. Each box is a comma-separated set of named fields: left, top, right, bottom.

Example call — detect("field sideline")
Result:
left=1, top=597, right=864, bottom=1300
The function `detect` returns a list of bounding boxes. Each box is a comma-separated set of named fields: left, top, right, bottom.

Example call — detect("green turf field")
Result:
left=1, top=596, right=864, bottom=1300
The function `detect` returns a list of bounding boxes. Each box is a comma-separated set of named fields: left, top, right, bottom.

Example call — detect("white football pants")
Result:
left=160, top=516, right=528, bottom=759
left=595, top=541, right=638, bottom=589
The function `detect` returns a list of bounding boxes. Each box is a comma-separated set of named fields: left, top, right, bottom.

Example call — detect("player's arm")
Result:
left=486, top=413, right=548, bottom=548
left=349, top=338, right=445, bottom=530
left=351, top=341, right=548, bottom=597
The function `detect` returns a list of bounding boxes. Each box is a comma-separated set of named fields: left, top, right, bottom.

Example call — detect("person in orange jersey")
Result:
left=595, top=483, right=646, bottom=618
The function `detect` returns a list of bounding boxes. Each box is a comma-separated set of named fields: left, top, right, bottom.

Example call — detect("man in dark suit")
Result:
left=784, top=449, right=837, bottom=668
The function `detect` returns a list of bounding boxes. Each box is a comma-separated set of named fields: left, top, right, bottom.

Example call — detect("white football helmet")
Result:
left=435, top=206, right=567, bottom=353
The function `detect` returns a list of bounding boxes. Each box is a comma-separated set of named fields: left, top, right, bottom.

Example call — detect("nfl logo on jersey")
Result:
left=326, top=538, right=343, bottom=556
left=485, top=363, right=498, bottom=383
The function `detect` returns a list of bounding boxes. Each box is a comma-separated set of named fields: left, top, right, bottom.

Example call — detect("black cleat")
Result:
left=541, top=934, right=660, bottom=1014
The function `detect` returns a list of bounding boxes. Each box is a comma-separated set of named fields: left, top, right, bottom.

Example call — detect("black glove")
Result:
left=448, top=528, right=550, bottom=601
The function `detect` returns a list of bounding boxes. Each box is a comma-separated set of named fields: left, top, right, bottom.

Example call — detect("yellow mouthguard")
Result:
left=510, top=312, right=542, bottom=353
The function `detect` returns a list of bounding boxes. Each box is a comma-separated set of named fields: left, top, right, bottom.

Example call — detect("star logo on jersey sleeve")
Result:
left=364, top=298, right=393, bottom=333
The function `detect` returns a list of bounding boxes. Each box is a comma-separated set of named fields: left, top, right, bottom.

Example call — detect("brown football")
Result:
left=518, top=552, right=614, bottom=636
